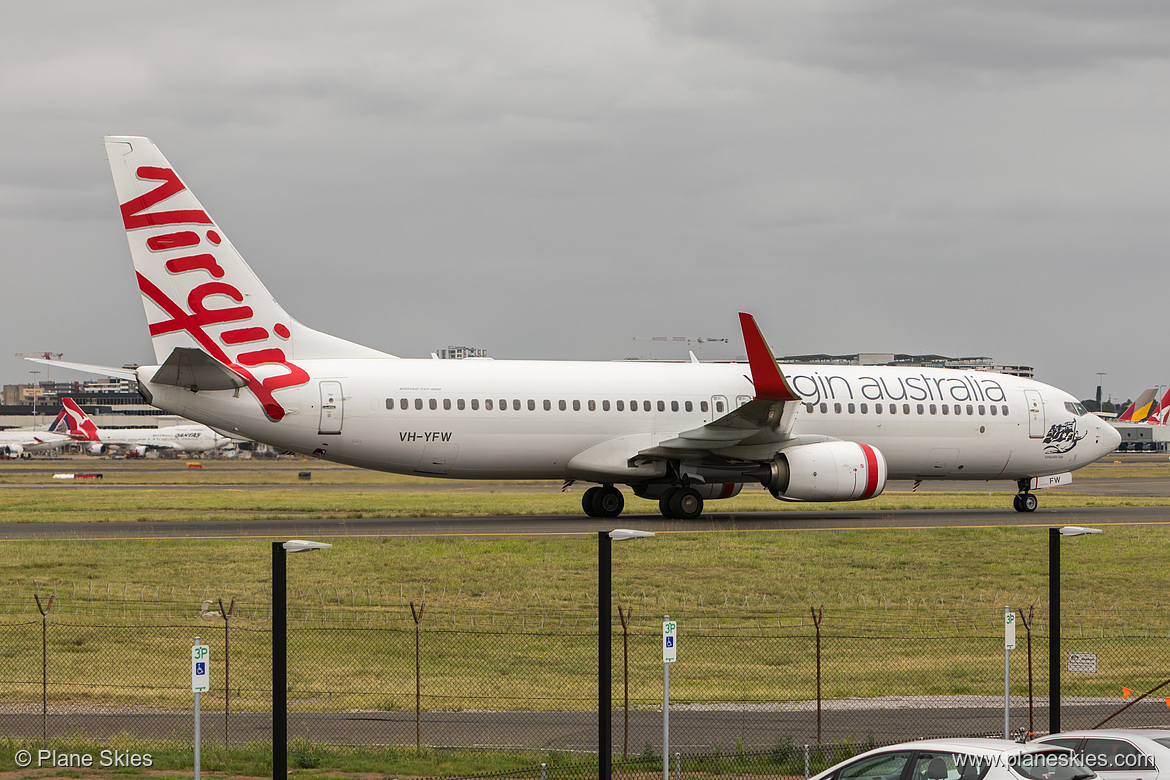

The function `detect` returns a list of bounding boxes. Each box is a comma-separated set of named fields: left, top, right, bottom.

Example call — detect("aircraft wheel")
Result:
left=1012, top=494, right=1024, bottom=513
left=582, top=486, right=603, bottom=517
left=595, top=486, right=625, bottom=518
left=1021, top=493, right=1038, bottom=512
left=659, top=488, right=679, bottom=519
left=669, top=487, right=704, bottom=520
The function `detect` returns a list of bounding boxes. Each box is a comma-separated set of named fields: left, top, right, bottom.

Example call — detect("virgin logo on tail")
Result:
left=122, top=167, right=308, bottom=421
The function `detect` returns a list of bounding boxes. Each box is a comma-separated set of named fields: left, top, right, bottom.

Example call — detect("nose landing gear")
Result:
left=1013, top=480, right=1038, bottom=512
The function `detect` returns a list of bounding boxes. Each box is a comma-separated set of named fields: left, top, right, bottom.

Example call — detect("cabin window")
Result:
left=429, top=399, right=437, bottom=410
left=804, top=403, right=814, bottom=413
left=644, top=400, right=652, bottom=412
left=967, top=404, right=974, bottom=415
left=900, top=404, right=909, bottom=414
left=573, top=400, right=581, bottom=411
left=834, top=403, right=842, bottom=413
left=527, top=400, right=535, bottom=411
left=860, top=403, right=868, bottom=414
left=657, top=401, right=665, bottom=412
left=941, top=404, right=949, bottom=415
left=715, top=400, right=726, bottom=413
left=485, top=399, right=493, bottom=411
left=819, top=403, right=828, bottom=414
left=443, top=399, right=451, bottom=410
left=685, top=401, right=693, bottom=412
left=415, top=398, right=423, bottom=410
left=990, top=404, right=997, bottom=416
left=472, top=399, right=480, bottom=410
left=616, top=400, right=624, bottom=411
left=700, top=401, right=709, bottom=412
left=916, top=404, right=924, bottom=414
left=929, top=404, right=937, bottom=414
left=631, top=400, right=638, bottom=411
left=847, top=403, right=855, bottom=413
left=544, top=400, right=552, bottom=411
left=588, top=400, right=596, bottom=411
left=888, top=404, right=896, bottom=414
left=875, top=404, right=883, bottom=414
left=954, top=404, right=962, bottom=415
left=1002, top=405, right=1009, bottom=416
left=978, top=404, right=985, bottom=415
left=457, top=399, right=465, bottom=410
left=603, top=400, right=611, bottom=411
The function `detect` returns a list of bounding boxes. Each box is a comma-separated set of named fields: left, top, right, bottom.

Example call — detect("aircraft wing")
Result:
left=638, top=313, right=804, bottom=461
left=23, top=358, right=137, bottom=381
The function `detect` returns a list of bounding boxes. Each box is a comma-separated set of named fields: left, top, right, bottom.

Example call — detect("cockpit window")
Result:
left=1065, top=402, right=1089, bottom=416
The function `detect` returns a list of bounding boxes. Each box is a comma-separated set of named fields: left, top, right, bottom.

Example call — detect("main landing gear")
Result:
left=658, top=487, right=703, bottom=520
left=582, top=485, right=625, bottom=518
left=1013, top=479, right=1038, bottom=513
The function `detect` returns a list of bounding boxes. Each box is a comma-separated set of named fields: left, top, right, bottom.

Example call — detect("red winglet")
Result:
left=738, top=313, right=800, bottom=402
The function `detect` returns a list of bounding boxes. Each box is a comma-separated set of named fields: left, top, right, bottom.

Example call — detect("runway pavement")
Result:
left=1, top=503, right=1169, bottom=541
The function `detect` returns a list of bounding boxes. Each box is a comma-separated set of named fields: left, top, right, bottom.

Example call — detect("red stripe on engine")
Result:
left=860, top=443, right=880, bottom=499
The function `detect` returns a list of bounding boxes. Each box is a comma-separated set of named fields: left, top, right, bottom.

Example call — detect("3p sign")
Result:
left=662, top=620, right=677, bottom=663
left=191, top=644, right=209, bottom=692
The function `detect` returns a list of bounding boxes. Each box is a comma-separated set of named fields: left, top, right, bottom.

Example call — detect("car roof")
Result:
left=1039, top=730, right=1170, bottom=740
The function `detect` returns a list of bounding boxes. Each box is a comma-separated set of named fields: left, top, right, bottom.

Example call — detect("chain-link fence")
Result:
left=3, top=584, right=1169, bottom=761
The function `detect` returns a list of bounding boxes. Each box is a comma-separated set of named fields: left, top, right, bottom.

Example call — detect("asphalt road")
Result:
left=1, top=502, right=1169, bottom=541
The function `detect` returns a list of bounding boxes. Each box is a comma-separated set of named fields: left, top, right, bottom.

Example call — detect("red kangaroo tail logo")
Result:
left=61, top=398, right=102, bottom=442
left=116, top=161, right=309, bottom=422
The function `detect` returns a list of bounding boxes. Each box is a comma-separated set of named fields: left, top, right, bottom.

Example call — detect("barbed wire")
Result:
left=3, top=579, right=1170, bottom=637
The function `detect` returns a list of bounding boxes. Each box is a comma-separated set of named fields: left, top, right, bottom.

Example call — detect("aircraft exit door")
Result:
left=1024, top=389, right=1044, bottom=438
left=319, top=381, right=343, bottom=435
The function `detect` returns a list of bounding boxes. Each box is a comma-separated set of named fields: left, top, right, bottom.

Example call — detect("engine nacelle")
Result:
left=633, top=483, right=744, bottom=500
left=753, top=441, right=887, bottom=502
left=87, top=443, right=108, bottom=456
left=1, top=444, right=23, bottom=460
left=125, top=446, right=148, bottom=459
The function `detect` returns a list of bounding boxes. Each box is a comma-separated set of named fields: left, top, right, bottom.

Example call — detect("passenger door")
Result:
left=318, top=381, right=343, bottom=435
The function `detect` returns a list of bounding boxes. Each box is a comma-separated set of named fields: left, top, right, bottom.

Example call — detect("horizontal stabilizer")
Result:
left=22, top=357, right=137, bottom=381
left=151, top=348, right=248, bottom=391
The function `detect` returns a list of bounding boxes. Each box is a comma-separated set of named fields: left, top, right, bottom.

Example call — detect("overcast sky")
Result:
left=4, top=1, right=1168, bottom=406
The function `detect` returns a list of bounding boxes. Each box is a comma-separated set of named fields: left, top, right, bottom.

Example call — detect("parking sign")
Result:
left=663, top=620, right=677, bottom=663
left=192, top=644, right=210, bottom=692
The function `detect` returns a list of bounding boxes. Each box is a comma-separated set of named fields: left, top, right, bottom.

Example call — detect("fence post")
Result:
left=219, top=598, right=235, bottom=754
left=411, top=601, right=425, bottom=751
left=35, top=593, right=53, bottom=741
left=1018, top=606, right=1034, bottom=737
left=618, top=605, right=631, bottom=758
left=811, top=606, right=823, bottom=746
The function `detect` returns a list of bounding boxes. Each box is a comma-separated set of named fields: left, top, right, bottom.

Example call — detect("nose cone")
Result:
left=1096, top=417, right=1121, bottom=457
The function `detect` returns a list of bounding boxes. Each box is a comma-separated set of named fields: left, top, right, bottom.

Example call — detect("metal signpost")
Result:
left=662, top=617, right=677, bottom=780
left=1004, top=606, right=1015, bottom=737
left=192, top=638, right=209, bottom=780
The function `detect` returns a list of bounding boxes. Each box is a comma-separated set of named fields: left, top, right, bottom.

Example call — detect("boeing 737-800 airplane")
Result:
left=34, top=136, right=1121, bottom=518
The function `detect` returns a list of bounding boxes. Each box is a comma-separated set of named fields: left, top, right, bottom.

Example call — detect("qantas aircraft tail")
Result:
left=59, top=398, right=102, bottom=442
left=104, top=136, right=393, bottom=421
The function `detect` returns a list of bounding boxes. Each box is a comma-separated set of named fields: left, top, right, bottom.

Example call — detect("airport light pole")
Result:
left=1049, top=526, right=1102, bottom=734
left=599, top=529, right=654, bottom=780
left=273, top=539, right=332, bottom=780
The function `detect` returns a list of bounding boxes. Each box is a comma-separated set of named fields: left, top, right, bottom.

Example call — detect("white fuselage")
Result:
left=93, top=425, right=229, bottom=454
left=138, top=358, right=1119, bottom=484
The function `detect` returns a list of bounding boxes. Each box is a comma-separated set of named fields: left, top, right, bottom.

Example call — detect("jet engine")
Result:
left=1, top=444, right=24, bottom=460
left=87, top=443, right=108, bottom=456
left=125, top=446, right=148, bottom=458
left=750, top=441, right=887, bottom=502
